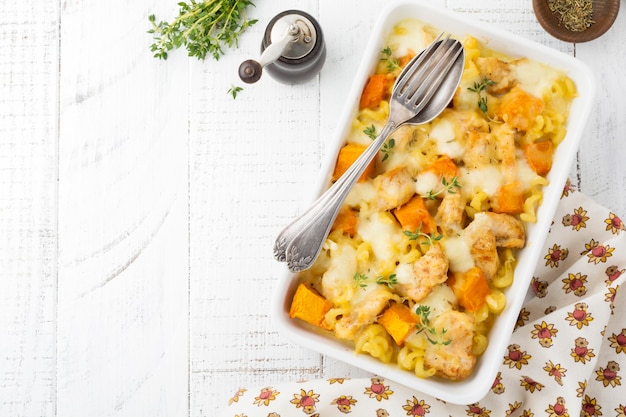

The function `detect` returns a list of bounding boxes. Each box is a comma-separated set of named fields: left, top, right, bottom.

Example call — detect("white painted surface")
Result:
left=1, top=0, right=624, bottom=415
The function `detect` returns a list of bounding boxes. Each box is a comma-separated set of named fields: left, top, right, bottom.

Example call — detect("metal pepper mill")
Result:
left=238, top=10, right=326, bottom=84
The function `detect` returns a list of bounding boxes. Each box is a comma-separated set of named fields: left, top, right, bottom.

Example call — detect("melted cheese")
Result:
left=430, top=118, right=464, bottom=158
left=394, top=263, right=414, bottom=286
left=345, top=181, right=377, bottom=209
left=514, top=60, right=560, bottom=99
left=415, top=171, right=439, bottom=197
left=459, top=165, right=503, bottom=197
left=357, top=212, right=402, bottom=264
left=442, top=236, right=475, bottom=273
left=321, top=243, right=357, bottom=303
left=390, top=20, right=430, bottom=57
left=420, top=284, right=458, bottom=319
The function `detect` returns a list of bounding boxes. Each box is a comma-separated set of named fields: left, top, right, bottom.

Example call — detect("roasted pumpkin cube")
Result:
left=359, top=73, right=391, bottom=109
left=393, top=195, right=436, bottom=234
left=289, top=283, right=333, bottom=330
left=450, top=267, right=492, bottom=313
left=524, top=140, right=554, bottom=176
left=497, top=87, right=544, bottom=131
left=378, top=302, right=420, bottom=345
left=491, top=181, right=526, bottom=214
left=332, top=143, right=376, bottom=182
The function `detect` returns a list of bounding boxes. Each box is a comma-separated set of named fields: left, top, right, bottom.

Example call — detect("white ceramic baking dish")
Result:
left=273, top=0, right=595, bottom=404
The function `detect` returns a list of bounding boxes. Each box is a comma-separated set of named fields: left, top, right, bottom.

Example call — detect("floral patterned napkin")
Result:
left=219, top=181, right=626, bottom=417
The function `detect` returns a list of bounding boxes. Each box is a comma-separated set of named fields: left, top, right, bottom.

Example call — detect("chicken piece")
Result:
left=389, top=125, right=417, bottom=152
left=435, top=191, right=466, bottom=236
left=492, top=123, right=517, bottom=183
left=424, top=310, right=476, bottom=380
left=462, top=212, right=525, bottom=280
left=334, top=287, right=393, bottom=340
left=394, top=244, right=449, bottom=303
left=373, top=167, right=415, bottom=211
left=480, top=212, right=525, bottom=248
left=462, top=130, right=493, bottom=169
left=462, top=223, right=499, bottom=280
left=474, top=56, right=516, bottom=95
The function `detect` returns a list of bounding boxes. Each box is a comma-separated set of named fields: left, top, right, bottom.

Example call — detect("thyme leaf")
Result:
left=353, top=272, right=369, bottom=290
left=376, top=274, right=398, bottom=289
left=228, top=85, right=243, bottom=99
left=467, top=77, right=496, bottom=113
left=354, top=272, right=399, bottom=290
left=381, top=138, right=395, bottom=162
left=363, top=124, right=377, bottom=140
left=403, top=224, right=443, bottom=247
left=425, top=175, right=461, bottom=200
left=381, top=46, right=400, bottom=72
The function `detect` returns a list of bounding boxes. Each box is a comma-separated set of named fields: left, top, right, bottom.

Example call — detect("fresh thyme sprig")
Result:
left=467, top=77, right=496, bottom=113
left=148, top=0, right=258, bottom=60
left=353, top=272, right=369, bottom=290
left=376, top=274, right=398, bottom=289
left=381, top=138, right=395, bottom=162
left=403, top=224, right=443, bottom=247
left=381, top=46, right=400, bottom=72
left=424, top=176, right=461, bottom=200
left=362, top=125, right=394, bottom=160
left=353, top=272, right=398, bottom=290
left=228, top=85, right=243, bottom=99
left=363, top=124, right=377, bottom=140
left=415, top=305, right=451, bottom=345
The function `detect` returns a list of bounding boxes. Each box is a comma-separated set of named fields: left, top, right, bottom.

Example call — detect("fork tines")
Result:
left=394, top=33, right=463, bottom=105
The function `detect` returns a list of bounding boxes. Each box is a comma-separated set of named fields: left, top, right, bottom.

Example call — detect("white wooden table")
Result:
left=1, top=0, right=625, bottom=415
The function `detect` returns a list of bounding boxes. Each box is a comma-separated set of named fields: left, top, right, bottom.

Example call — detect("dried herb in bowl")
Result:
left=547, top=0, right=595, bottom=32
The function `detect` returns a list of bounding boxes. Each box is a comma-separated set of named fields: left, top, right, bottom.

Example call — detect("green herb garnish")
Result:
left=353, top=272, right=369, bottom=290
left=148, top=0, right=258, bottom=61
left=381, top=46, right=400, bottom=72
left=354, top=272, right=398, bottom=289
left=381, top=138, right=395, bottom=162
left=376, top=274, right=398, bottom=289
left=425, top=176, right=461, bottom=200
left=228, top=85, right=243, bottom=99
left=363, top=124, right=378, bottom=140
left=415, top=305, right=451, bottom=345
left=467, top=77, right=496, bottom=113
left=403, top=224, right=443, bottom=247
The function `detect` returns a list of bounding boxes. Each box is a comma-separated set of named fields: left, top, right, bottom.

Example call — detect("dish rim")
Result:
left=272, top=0, right=596, bottom=405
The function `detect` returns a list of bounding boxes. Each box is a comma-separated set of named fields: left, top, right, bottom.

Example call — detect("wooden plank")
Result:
left=449, top=0, right=575, bottom=53
left=188, top=0, right=330, bottom=414
left=0, top=0, right=59, bottom=416
left=57, top=1, right=189, bottom=416
left=576, top=11, right=626, bottom=215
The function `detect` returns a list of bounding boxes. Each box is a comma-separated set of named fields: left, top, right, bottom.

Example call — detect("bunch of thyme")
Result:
left=148, top=0, right=258, bottom=60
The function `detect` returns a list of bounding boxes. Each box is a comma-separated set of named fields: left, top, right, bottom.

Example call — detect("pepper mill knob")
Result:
left=238, top=59, right=263, bottom=84
left=238, top=10, right=326, bottom=85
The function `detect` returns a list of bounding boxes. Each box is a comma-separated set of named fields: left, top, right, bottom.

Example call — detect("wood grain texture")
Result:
left=188, top=0, right=326, bottom=412
left=57, top=0, right=188, bottom=416
left=576, top=8, right=626, bottom=214
left=2, top=0, right=626, bottom=416
left=0, top=1, right=58, bottom=416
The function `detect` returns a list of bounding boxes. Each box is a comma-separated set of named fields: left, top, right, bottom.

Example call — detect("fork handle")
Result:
left=274, top=122, right=397, bottom=272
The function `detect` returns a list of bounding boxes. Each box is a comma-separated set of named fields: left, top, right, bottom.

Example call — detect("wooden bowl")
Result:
left=533, top=0, right=620, bottom=42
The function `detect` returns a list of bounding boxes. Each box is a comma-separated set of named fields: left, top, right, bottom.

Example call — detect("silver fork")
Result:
left=274, top=35, right=465, bottom=272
